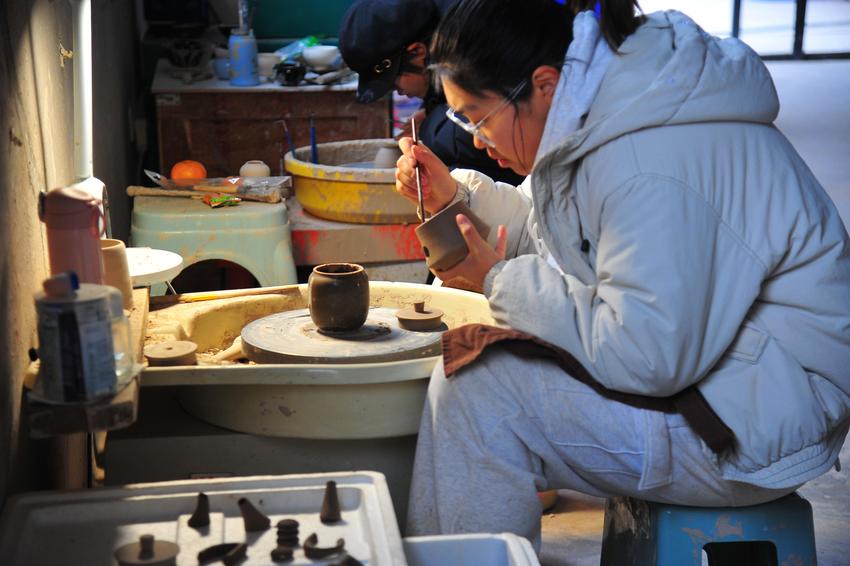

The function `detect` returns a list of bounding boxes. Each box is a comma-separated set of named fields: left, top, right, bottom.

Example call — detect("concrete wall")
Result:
left=0, top=0, right=76, bottom=508
left=93, top=1, right=142, bottom=242
left=0, top=0, right=139, bottom=508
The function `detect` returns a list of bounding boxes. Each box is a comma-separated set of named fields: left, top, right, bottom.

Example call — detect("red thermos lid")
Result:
left=40, top=187, right=102, bottom=231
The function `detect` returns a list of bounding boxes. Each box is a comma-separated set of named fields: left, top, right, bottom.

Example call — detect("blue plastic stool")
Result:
left=600, top=493, right=817, bottom=565
left=130, top=196, right=297, bottom=291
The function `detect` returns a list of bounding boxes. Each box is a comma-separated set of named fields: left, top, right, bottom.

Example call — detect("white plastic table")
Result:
left=125, top=247, right=184, bottom=292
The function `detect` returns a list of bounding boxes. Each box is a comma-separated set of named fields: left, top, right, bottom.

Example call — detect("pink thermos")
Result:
left=39, top=187, right=105, bottom=284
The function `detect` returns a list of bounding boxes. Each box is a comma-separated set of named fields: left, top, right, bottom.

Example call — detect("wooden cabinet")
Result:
left=153, top=62, right=391, bottom=177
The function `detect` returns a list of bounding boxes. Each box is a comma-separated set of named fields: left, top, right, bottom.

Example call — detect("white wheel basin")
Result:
left=143, top=282, right=494, bottom=439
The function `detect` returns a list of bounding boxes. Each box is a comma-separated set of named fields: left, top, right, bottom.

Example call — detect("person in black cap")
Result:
left=339, top=0, right=524, bottom=185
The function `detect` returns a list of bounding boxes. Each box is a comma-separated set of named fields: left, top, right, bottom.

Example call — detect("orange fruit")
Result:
left=170, top=160, right=207, bottom=185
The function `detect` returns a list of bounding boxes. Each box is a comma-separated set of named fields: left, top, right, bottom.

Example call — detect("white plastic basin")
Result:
left=144, top=282, right=494, bottom=439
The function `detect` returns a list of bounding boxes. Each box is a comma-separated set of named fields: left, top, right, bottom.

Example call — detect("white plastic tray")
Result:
left=0, top=472, right=406, bottom=565
left=404, top=534, right=540, bottom=566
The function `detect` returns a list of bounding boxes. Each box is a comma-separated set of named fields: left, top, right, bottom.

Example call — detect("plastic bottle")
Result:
left=34, top=272, right=132, bottom=403
left=39, top=187, right=105, bottom=284
left=228, top=29, right=259, bottom=86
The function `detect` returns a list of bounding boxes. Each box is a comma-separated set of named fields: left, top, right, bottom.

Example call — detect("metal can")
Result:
left=228, top=30, right=259, bottom=86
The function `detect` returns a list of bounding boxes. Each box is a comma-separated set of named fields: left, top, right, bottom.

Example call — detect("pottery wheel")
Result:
left=241, top=307, right=445, bottom=364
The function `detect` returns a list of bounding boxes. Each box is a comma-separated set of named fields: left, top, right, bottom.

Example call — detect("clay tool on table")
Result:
left=131, top=169, right=289, bottom=203
left=411, top=117, right=425, bottom=223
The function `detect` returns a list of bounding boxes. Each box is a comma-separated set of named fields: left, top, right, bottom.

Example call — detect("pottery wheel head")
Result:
left=311, top=321, right=392, bottom=340
left=241, top=307, right=443, bottom=364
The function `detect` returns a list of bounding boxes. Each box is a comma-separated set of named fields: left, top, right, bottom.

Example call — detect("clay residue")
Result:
left=144, top=282, right=494, bottom=366
left=713, top=515, right=743, bottom=538
left=288, top=139, right=397, bottom=182
left=147, top=292, right=305, bottom=353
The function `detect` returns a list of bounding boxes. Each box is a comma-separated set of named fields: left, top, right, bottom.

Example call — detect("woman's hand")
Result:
left=395, top=137, right=457, bottom=214
left=435, top=216, right=508, bottom=290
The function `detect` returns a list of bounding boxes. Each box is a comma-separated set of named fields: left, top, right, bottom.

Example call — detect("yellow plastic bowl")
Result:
left=285, top=139, right=419, bottom=224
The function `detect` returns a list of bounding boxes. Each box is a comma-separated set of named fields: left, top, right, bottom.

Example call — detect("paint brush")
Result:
left=411, top=117, right=424, bottom=223
left=280, top=119, right=295, bottom=158
left=309, top=115, right=318, bottom=164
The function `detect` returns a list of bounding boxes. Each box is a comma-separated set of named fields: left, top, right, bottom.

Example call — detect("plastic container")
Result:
left=39, top=186, right=105, bottom=284
left=0, top=472, right=407, bottom=566
left=404, top=534, right=540, bottom=566
left=33, top=275, right=132, bottom=403
left=228, top=29, right=259, bottom=86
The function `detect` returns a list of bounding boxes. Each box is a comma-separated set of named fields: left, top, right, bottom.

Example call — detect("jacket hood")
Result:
left=528, top=10, right=781, bottom=288
left=544, top=10, right=779, bottom=165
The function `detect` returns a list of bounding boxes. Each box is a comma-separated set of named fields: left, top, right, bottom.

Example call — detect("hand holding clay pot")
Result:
left=395, top=137, right=456, bottom=214
left=416, top=201, right=507, bottom=287
left=308, top=263, right=369, bottom=332
left=415, top=200, right=492, bottom=272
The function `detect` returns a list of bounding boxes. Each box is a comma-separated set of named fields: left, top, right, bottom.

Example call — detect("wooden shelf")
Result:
left=27, top=377, right=140, bottom=439
left=153, top=59, right=391, bottom=178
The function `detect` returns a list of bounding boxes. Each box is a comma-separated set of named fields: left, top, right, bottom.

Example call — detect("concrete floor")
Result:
left=538, top=55, right=850, bottom=566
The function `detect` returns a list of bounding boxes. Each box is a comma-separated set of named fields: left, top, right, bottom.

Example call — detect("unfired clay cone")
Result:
left=238, top=497, right=271, bottom=531
left=188, top=492, right=210, bottom=528
left=320, top=480, right=341, bottom=523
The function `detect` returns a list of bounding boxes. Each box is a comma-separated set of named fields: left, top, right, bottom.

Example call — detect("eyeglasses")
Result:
left=445, top=79, right=529, bottom=148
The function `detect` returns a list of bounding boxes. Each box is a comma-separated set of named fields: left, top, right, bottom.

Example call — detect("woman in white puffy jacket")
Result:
left=395, top=0, right=850, bottom=551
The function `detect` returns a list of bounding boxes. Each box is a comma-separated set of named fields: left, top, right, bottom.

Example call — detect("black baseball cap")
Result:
left=339, top=0, right=439, bottom=103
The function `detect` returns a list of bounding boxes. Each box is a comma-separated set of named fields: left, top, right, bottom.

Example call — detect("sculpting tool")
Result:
left=411, top=117, right=424, bottom=223
left=309, top=115, right=318, bottom=164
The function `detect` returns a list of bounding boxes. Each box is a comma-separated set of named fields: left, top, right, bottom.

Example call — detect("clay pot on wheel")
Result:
left=415, top=200, right=491, bottom=271
left=308, top=263, right=369, bottom=332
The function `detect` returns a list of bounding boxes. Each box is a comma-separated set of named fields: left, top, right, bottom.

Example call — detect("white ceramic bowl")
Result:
left=257, top=52, right=282, bottom=79
left=302, top=45, right=341, bottom=71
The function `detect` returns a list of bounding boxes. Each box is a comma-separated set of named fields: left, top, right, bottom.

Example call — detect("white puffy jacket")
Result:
left=454, top=11, right=850, bottom=488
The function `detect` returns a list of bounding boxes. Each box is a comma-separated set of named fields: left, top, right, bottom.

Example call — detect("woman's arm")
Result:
left=395, top=138, right=535, bottom=259
left=487, top=175, right=766, bottom=396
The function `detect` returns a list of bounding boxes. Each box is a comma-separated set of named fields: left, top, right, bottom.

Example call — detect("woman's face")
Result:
left=441, top=74, right=552, bottom=176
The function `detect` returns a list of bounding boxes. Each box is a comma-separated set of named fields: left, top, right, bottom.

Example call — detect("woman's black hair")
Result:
left=570, top=0, right=645, bottom=50
left=430, top=0, right=643, bottom=100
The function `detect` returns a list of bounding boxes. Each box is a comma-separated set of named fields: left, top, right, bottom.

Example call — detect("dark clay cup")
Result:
left=415, top=200, right=491, bottom=271
left=275, top=61, right=306, bottom=86
left=308, top=263, right=369, bottom=332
